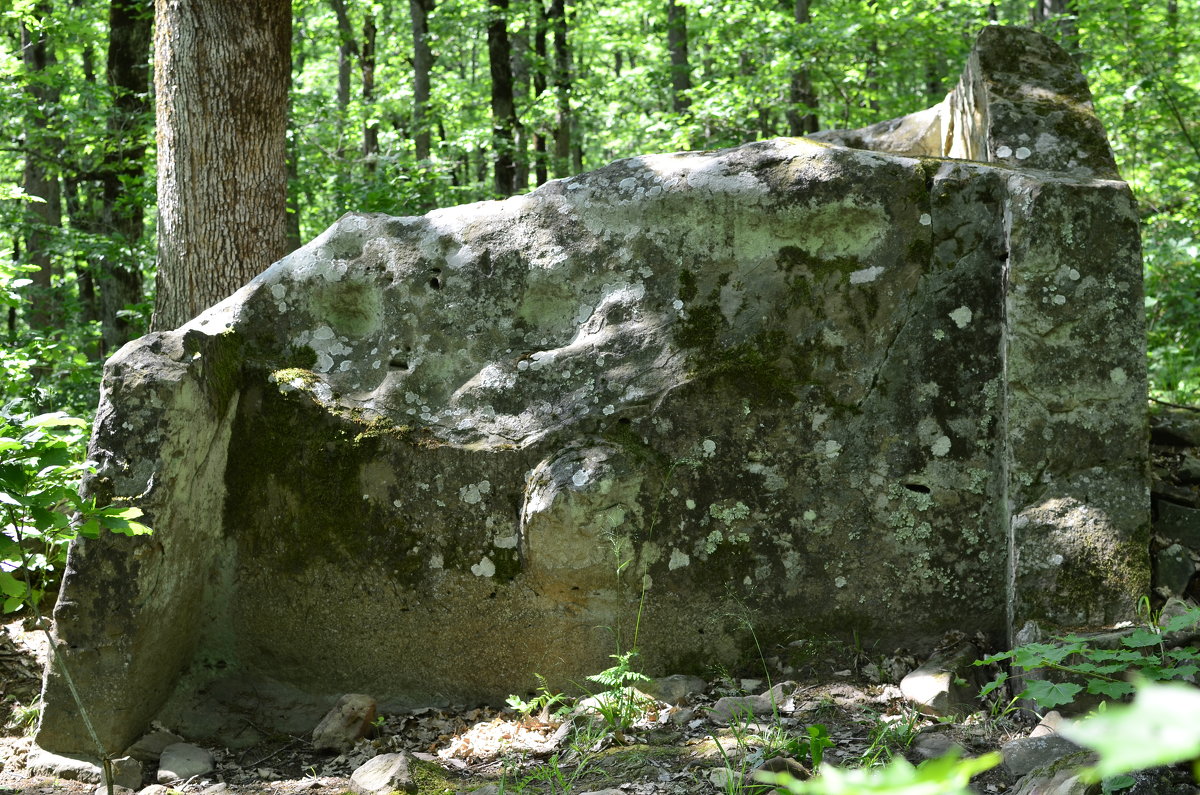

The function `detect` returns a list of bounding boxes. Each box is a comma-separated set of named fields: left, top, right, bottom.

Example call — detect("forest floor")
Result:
left=0, top=617, right=1034, bottom=795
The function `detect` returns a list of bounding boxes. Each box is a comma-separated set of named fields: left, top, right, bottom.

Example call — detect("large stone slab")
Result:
left=37, top=26, right=1147, bottom=754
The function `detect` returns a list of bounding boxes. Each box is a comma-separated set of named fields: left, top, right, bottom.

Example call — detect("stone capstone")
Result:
left=156, top=743, right=214, bottom=783
left=898, top=641, right=984, bottom=717
left=312, top=693, right=378, bottom=754
left=36, top=25, right=1148, bottom=753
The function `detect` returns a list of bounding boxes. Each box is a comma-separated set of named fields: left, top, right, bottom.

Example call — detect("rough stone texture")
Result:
left=1002, top=734, right=1081, bottom=777
left=348, top=752, right=417, bottom=795
left=124, top=730, right=185, bottom=764
left=643, top=674, right=706, bottom=705
left=312, top=693, right=377, bottom=753
left=898, top=641, right=984, bottom=717
left=37, top=26, right=1147, bottom=753
left=1010, top=750, right=1097, bottom=795
left=156, top=743, right=214, bottom=783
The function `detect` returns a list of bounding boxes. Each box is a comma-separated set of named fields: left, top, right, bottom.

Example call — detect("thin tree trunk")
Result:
left=99, top=0, right=152, bottom=353
left=361, top=11, right=378, bottom=172
left=151, top=0, right=291, bottom=331
left=21, top=14, right=62, bottom=331
left=329, top=0, right=357, bottom=161
left=512, top=28, right=531, bottom=191
left=533, top=1, right=548, bottom=185
left=411, top=0, right=435, bottom=162
left=786, top=0, right=819, bottom=135
left=666, top=0, right=690, bottom=114
left=488, top=0, right=518, bottom=196
left=548, top=0, right=571, bottom=179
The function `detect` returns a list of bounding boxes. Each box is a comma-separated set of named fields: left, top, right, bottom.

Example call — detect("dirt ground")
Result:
left=1, top=616, right=1038, bottom=795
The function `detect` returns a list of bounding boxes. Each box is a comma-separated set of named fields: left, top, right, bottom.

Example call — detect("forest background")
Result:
left=0, top=0, right=1197, bottom=417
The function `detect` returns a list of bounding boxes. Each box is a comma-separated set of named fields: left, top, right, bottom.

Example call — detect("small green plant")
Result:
left=859, top=709, right=921, bottom=767
left=506, top=673, right=568, bottom=722
left=975, top=604, right=1200, bottom=710
left=498, top=719, right=607, bottom=794
left=583, top=650, right=652, bottom=737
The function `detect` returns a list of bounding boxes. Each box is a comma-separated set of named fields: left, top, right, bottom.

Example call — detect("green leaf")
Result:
left=1021, top=679, right=1084, bottom=709
left=0, top=570, right=28, bottom=598
left=1121, top=628, right=1162, bottom=648
left=978, top=672, right=1008, bottom=699
left=757, top=750, right=1001, bottom=794
left=1162, top=610, right=1200, bottom=634
left=24, top=413, right=88, bottom=429
left=1086, top=679, right=1135, bottom=700
left=1062, top=681, right=1200, bottom=781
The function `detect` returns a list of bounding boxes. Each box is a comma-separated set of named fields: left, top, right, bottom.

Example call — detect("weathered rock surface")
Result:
left=156, top=743, right=214, bottom=783
left=899, top=641, right=984, bottom=717
left=1002, top=734, right=1081, bottom=777
left=124, top=730, right=185, bottom=764
left=37, top=26, right=1147, bottom=754
left=348, top=752, right=417, bottom=795
left=312, top=694, right=377, bottom=754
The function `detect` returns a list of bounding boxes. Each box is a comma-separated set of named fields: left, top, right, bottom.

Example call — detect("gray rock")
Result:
left=643, top=674, right=706, bottom=706
left=1155, top=544, right=1196, bottom=596
left=124, top=730, right=185, bottom=764
left=36, top=26, right=1149, bottom=755
left=136, top=786, right=170, bottom=795
left=899, top=642, right=983, bottom=717
left=1010, top=750, right=1097, bottom=795
left=313, top=693, right=378, bottom=753
left=349, top=752, right=417, bottom=795
left=576, top=790, right=626, bottom=795
left=26, top=749, right=104, bottom=783
left=1157, top=502, right=1200, bottom=549
left=1002, top=735, right=1081, bottom=777
left=156, top=743, right=214, bottom=783
left=911, top=730, right=964, bottom=760
left=1029, top=710, right=1065, bottom=738
left=91, top=787, right=134, bottom=795
left=709, top=682, right=794, bottom=724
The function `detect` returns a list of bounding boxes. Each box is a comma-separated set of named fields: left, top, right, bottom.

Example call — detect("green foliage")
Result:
left=859, top=709, right=921, bottom=766
left=975, top=604, right=1200, bottom=711
left=758, top=749, right=1002, bottom=795
left=584, top=650, right=653, bottom=735
left=0, top=409, right=150, bottom=613
left=1062, top=680, right=1200, bottom=783
left=506, top=673, right=568, bottom=721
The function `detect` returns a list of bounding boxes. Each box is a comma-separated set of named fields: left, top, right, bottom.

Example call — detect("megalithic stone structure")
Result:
left=38, top=26, right=1147, bottom=754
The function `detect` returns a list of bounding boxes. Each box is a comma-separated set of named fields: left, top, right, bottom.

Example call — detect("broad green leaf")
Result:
left=1121, top=628, right=1162, bottom=648
left=1021, top=679, right=1083, bottom=709
left=1062, top=681, right=1200, bottom=781
left=1162, top=610, right=1200, bottom=634
left=24, top=413, right=88, bottom=429
left=0, top=569, right=28, bottom=598
left=978, top=672, right=1008, bottom=699
left=1086, top=679, right=1135, bottom=700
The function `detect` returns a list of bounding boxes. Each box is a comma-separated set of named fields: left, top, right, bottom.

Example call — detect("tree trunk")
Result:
left=785, top=0, right=819, bottom=135
left=665, top=0, right=690, bottom=114
left=151, top=0, right=291, bottom=332
left=488, top=0, right=519, bottom=196
left=99, top=0, right=153, bottom=353
left=512, top=28, right=531, bottom=191
left=21, top=15, right=62, bottom=332
left=548, top=0, right=571, bottom=179
left=361, top=11, right=379, bottom=172
left=411, top=0, right=435, bottom=162
left=533, top=2, right=549, bottom=185
left=329, top=0, right=356, bottom=160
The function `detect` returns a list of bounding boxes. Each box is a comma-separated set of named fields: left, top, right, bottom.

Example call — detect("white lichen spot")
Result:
left=931, top=436, right=952, bottom=457
left=392, top=499, right=402, bottom=508
left=702, top=439, right=717, bottom=457
left=1110, top=367, right=1127, bottom=385
left=824, top=440, right=842, bottom=459
left=995, top=145, right=1013, bottom=158
left=1052, top=294, right=1066, bottom=305
left=1068, top=268, right=1081, bottom=281
left=470, top=556, right=496, bottom=577
left=315, top=352, right=334, bottom=373
left=811, top=412, right=827, bottom=431
left=849, top=266, right=884, bottom=284
left=834, top=576, right=847, bottom=588
left=803, top=509, right=817, bottom=521
left=668, top=549, right=690, bottom=570
left=703, top=530, right=723, bottom=554
left=709, top=501, right=751, bottom=524
left=1015, top=146, right=1032, bottom=160
left=1049, top=553, right=1064, bottom=566
left=919, top=213, right=932, bottom=226
left=270, top=283, right=286, bottom=299
left=494, top=533, right=518, bottom=549
left=602, top=404, right=615, bottom=416
left=685, top=499, right=696, bottom=510
left=672, top=299, right=684, bottom=311
left=459, top=480, right=492, bottom=504
left=949, top=306, right=973, bottom=329
left=429, top=552, right=443, bottom=570
left=933, top=329, right=946, bottom=341
left=571, top=469, right=590, bottom=487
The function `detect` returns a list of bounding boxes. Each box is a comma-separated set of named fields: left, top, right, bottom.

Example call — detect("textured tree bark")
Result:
left=785, top=0, right=819, bottom=135
left=411, top=0, right=435, bottom=162
left=99, top=0, right=152, bottom=353
left=488, top=0, right=519, bottom=196
left=151, top=0, right=291, bottom=332
left=533, top=3, right=549, bottom=185
left=665, top=0, right=690, bottom=113
left=361, top=11, right=379, bottom=172
left=21, top=15, right=62, bottom=332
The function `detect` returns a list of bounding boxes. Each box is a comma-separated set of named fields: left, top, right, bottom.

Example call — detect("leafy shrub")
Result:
left=0, top=410, right=150, bottom=613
